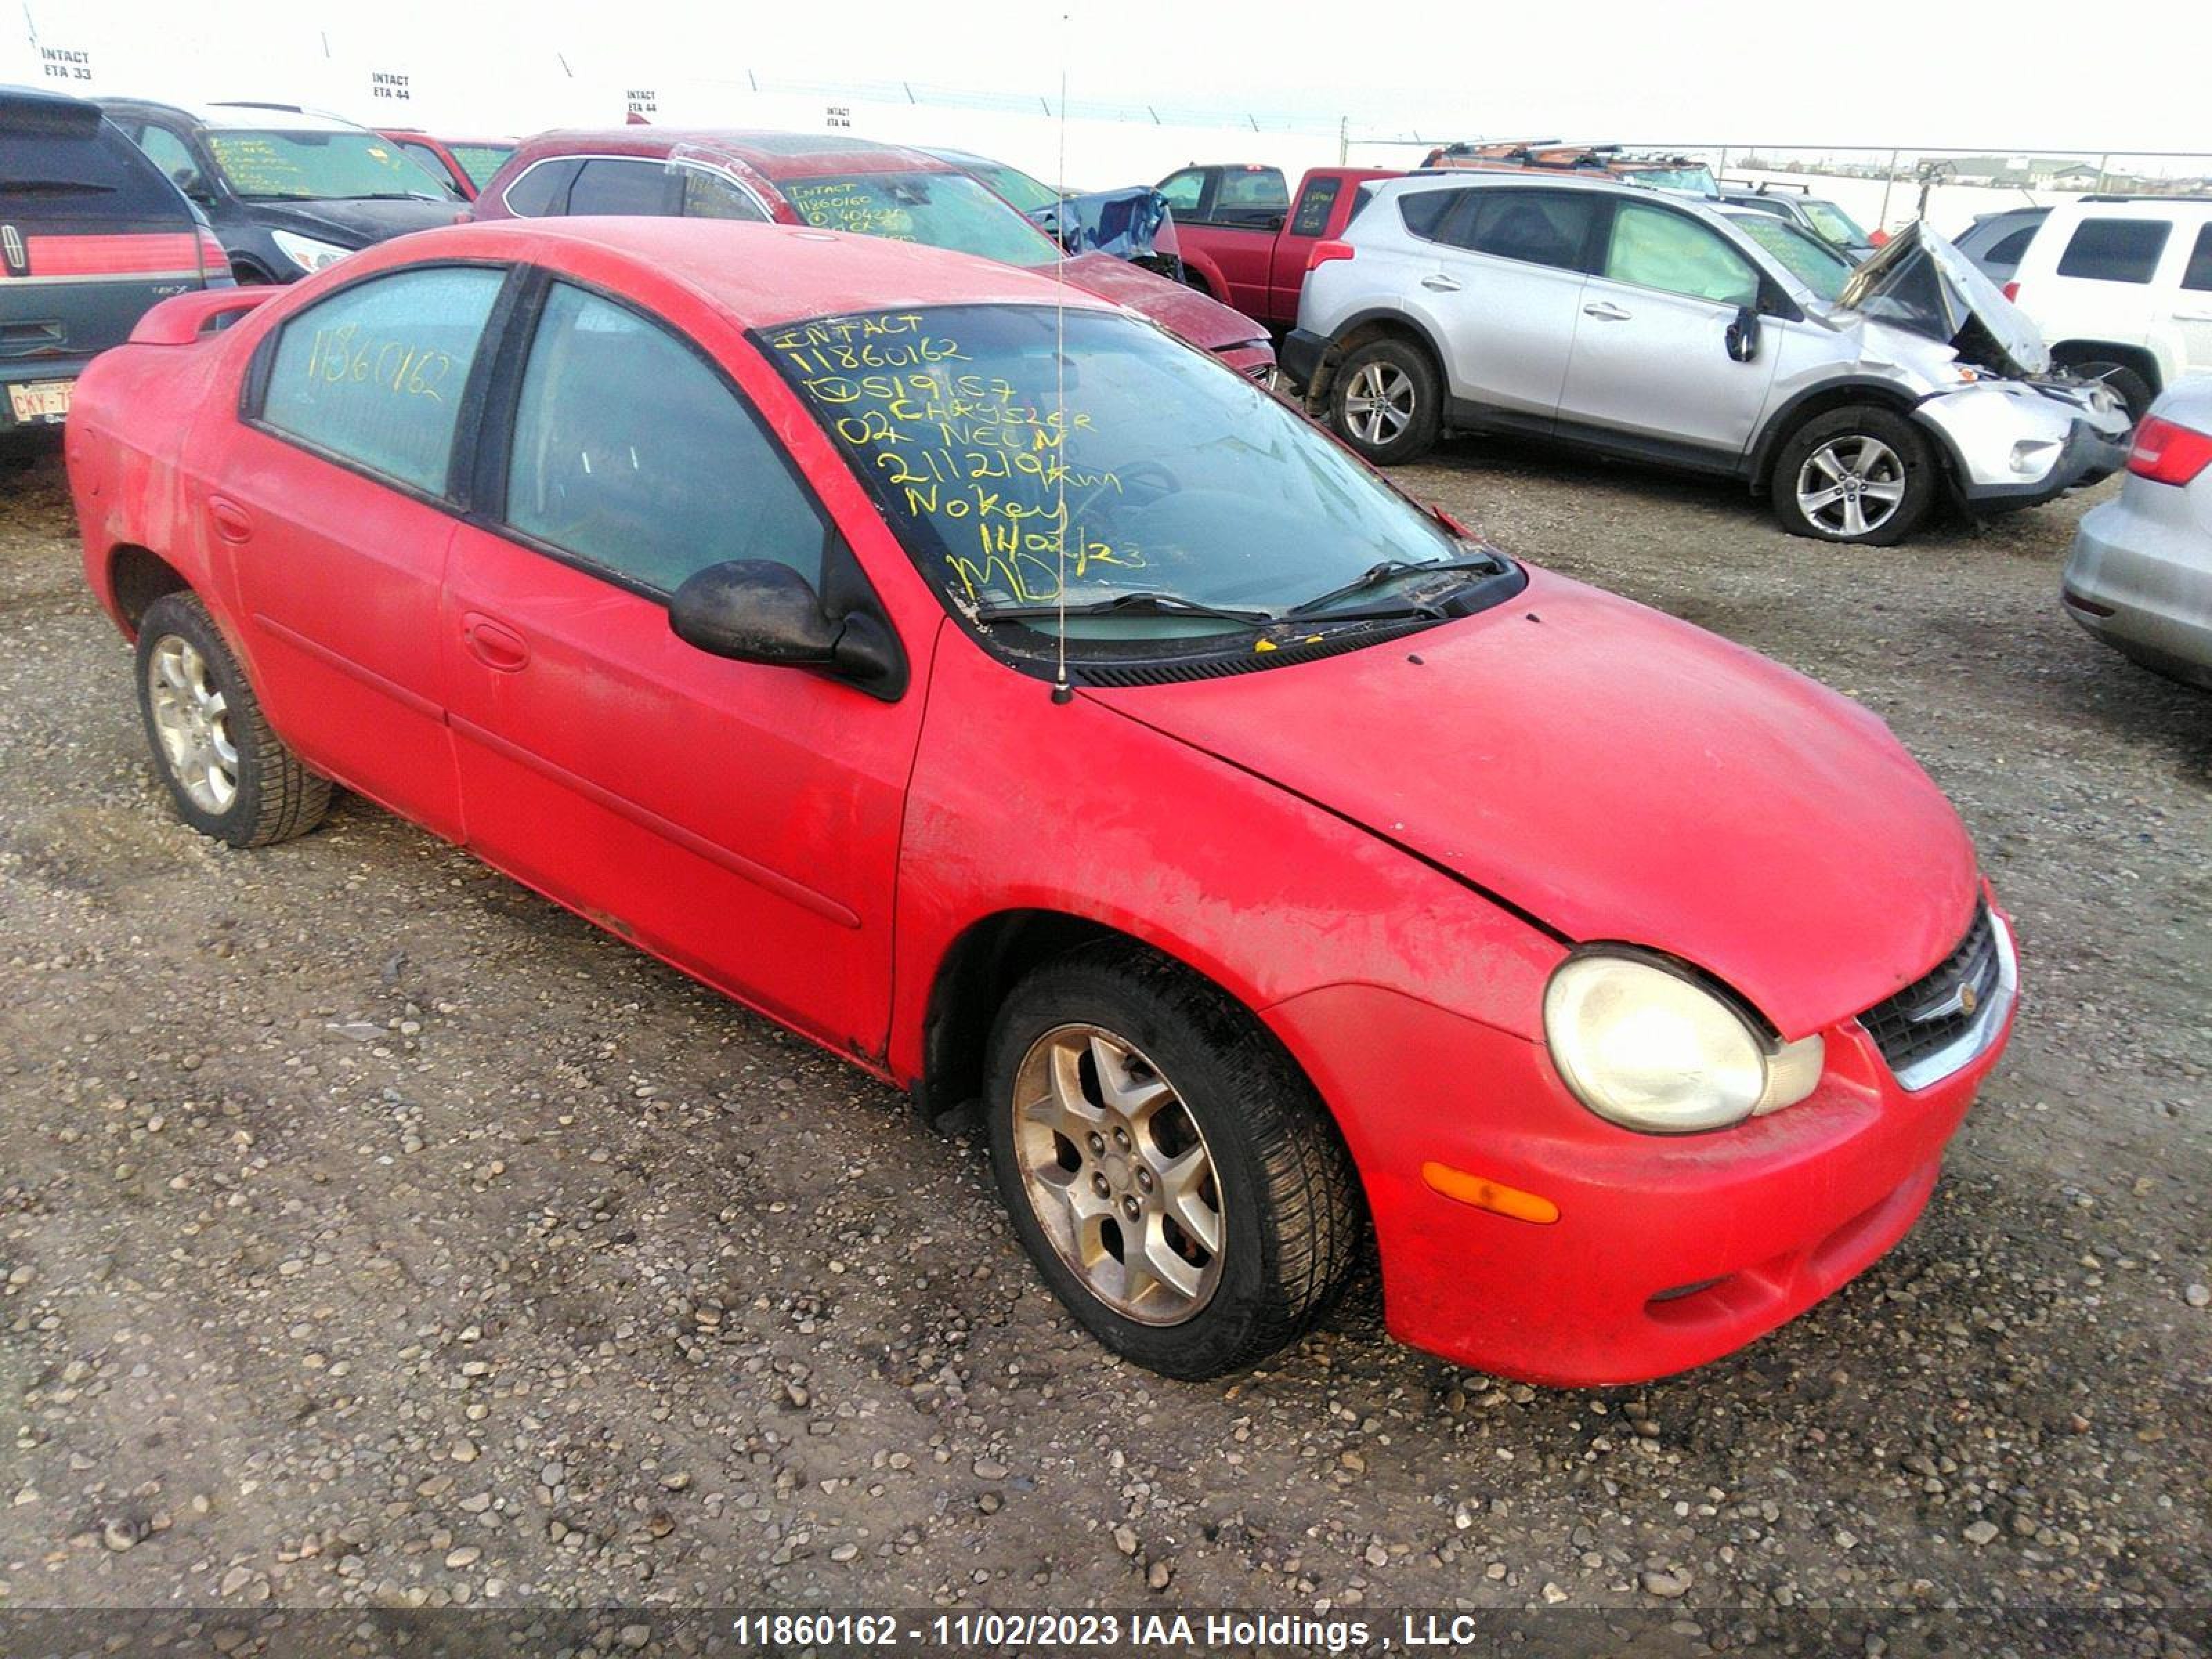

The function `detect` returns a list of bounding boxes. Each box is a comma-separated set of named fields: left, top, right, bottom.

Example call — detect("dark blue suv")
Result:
left=1, top=84, right=228, bottom=462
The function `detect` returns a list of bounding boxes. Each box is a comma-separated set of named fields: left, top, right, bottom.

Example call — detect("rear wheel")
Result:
left=1328, top=338, right=1441, bottom=466
left=135, top=591, right=331, bottom=847
left=1770, top=405, right=1937, bottom=545
left=984, top=944, right=1361, bottom=1380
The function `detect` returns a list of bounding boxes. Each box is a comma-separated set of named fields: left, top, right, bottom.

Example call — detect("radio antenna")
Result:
left=1049, top=38, right=1074, bottom=706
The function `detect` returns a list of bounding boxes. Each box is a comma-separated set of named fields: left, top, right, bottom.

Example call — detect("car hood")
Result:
left=1087, top=567, right=1980, bottom=1039
left=1061, top=250, right=1268, bottom=355
left=250, top=196, right=460, bottom=249
left=1837, top=222, right=2050, bottom=377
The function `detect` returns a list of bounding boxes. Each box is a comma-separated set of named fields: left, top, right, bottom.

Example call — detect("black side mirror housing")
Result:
left=669, top=560, right=905, bottom=698
left=1726, top=305, right=1762, bottom=363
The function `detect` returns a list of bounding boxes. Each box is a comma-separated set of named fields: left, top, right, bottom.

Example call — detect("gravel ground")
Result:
left=1, top=438, right=2207, bottom=1646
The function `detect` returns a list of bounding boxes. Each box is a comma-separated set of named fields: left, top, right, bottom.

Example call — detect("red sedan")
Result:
left=64, top=218, right=2016, bottom=1385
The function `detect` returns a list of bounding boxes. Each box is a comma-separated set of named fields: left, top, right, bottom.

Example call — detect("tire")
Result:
left=135, top=591, right=331, bottom=847
left=984, top=942, right=1361, bottom=1380
left=1770, top=404, right=1938, bottom=546
left=2060, top=357, right=2153, bottom=427
left=1328, top=337, right=1441, bottom=466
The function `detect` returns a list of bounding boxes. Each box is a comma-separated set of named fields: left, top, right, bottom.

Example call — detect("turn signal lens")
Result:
left=1421, top=1162, right=1559, bottom=1224
left=2126, top=415, right=2212, bottom=487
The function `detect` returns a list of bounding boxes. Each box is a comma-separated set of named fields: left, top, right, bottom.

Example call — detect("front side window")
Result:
left=2056, top=218, right=2171, bottom=284
left=260, top=265, right=504, bottom=491
left=1603, top=203, right=1759, bottom=307
left=782, top=170, right=1062, bottom=269
left=761, top=305, right=1510, bottom=657
left=204, top=129, right=458, bottom=202
left=133, top=124, right=209, bottom=200
left=1456, top=190, right=1602, bottom=272
left=565, top=158, right=674, bottom=216
left=504, top=283, right=823, bottom=594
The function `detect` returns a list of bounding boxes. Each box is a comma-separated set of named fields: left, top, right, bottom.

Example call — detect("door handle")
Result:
left=1420, top=274, right=1461, bottom=292
left=462, top=612, right=530, bottom=672
left=1582, top=301, right=1632, bottom=321
left=2175, top=308, right=2212, bottom=322
left=207, top=496, right=254, bottom=543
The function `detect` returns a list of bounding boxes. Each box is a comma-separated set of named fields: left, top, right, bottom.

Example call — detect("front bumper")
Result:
left=1916, top=382, right=2130, bottom=514
left=1266, top=910, right=2016, bottom=1387
left=2062, top=491, right=2212, bottom=688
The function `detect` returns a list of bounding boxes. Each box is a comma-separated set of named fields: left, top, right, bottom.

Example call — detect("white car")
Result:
left=2003, top=198, right=2212, bottom=422
left=1284, top=175, right=2131, bottom=545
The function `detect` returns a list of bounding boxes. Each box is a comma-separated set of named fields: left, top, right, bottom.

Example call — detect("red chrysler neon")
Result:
left=64, top=218, right=2017, bottom=1385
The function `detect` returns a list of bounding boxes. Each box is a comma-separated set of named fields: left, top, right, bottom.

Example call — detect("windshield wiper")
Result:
left=1286, top=553, right=1504, bottom=619
left=973, top=590, right=1277, bottom=626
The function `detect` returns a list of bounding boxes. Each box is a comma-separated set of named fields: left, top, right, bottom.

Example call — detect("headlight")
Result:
left=1543, top=951, right=1824, bottom=1133
left=270, top=231, right=355, bottom=276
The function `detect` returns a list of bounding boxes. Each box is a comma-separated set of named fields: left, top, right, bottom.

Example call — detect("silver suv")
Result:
left=1284, top=175, right=2131, bottom=545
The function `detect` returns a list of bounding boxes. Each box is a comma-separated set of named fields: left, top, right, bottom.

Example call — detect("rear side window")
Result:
left=1455, top=190, right=1602, bottom=272
left=1218, top=168, right=1287, bottom=212
left=566, top=158, right=675, bottom=216
left=260, top=266, right=504, bottom=492
left=0, top=109, right=182, bottom=218
left=2056, top=218, right=2171, bottom=284
left=1984, top=223, right=2038, bottom=265
left=503, top=283, right=824, bottom=594
left=1398, top=189, right=1465, bottom=241
left=2183, top=225, right=2212, bottom=292
left=679, top=168, right=769, bottom=221
left=500, top=158, right=581, bottom=217
left=1290, top=177, right=1340, bottom=238
left=1602, top=203, right=1759, bottom=307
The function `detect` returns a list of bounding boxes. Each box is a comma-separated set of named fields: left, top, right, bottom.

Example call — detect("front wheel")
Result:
left=1770, top=405, right=1937, bottom=545
left=984, top=944, right=1361, bottom=1380
left=1328, top=338, right=1441, bottom=466
left=135, top=591, right=331, bottom=847
left=2060, top=358, right=2153, bottom=427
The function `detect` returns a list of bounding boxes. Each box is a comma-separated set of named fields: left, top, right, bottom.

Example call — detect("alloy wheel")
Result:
left=1795, top=435, right=1906, bottom=538
left=1343, top=362, right=1416, bottom=446
left=147, top=635, right=238, bottom=815
left=1009, top=1023, right=1225, bottom=1326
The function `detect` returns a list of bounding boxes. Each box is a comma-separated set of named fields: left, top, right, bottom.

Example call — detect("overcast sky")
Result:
left=21, top=0, right=2212, bottom=157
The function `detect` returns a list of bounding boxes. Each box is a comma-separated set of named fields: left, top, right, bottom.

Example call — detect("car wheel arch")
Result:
left=1309, top=312, right=1447, bottom=406
left=2050, top=339, right=2164, bottom=399
left=109, top=543, right=192, bottom=638
left=1750, top=380, right=1931, bottom=495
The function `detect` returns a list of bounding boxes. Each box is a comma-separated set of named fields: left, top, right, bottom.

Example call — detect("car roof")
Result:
left=370, top=217, right=1120, bottom=330
left=0, top=82, right=102, bottom=121
left=1365, top=170, right=1658, bottom=203
left=99, top=97, right=378, bottom=133
left=513, top=127, right=955, bottom=183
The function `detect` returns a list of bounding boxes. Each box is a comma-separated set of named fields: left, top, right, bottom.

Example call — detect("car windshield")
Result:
left=1727, top=213, right=1852, bottom=300
left=782, top=170, right=1063, bottom=268
left=451, top=143, right=515, bottom=191
left=1802, top=198, right=1869, bottom=247
left=205, top=129, right=460, bottom=201
left=761, top=304, right=1508, bottom=653
left=958, top=158, right=1060, bottom=216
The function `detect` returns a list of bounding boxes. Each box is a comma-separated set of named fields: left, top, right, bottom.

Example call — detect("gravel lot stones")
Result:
left=1, top=444, right=2207, bottom=1630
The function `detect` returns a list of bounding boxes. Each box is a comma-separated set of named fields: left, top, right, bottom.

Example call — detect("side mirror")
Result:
left=668, top=560, right=902, bottom=693
left=1726, top=305, right=1762, bottom=363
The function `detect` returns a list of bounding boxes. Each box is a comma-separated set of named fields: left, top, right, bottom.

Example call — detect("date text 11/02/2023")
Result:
left=727, top=1612, right=1381, bottom=1651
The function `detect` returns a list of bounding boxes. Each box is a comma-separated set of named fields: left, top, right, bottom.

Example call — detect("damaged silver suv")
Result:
left=1285, top=175, right=2130, bottom=545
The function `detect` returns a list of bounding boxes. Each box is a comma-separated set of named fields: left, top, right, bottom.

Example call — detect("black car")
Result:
left=97, top=98, right=462, bottom=283
left=1, top=84, right=229, bottom=461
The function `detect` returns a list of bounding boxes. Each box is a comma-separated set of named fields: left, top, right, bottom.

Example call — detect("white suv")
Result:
left=1284, top=175, right=2131, bottom=545
left=2003, top=198, right=2212, bottom=422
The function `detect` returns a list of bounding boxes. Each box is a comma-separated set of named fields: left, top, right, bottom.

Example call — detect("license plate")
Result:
left=7, top=379, right=72, bottom=425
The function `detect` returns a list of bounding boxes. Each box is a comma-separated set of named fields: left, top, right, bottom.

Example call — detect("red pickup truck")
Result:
left=1155, top=164, right=1402, bottom=328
